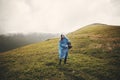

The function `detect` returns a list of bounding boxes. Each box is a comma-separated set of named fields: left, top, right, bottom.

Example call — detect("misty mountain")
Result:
left=0, top=33, right=59, bottom=52
left=0, top=24, right=120, bottom=80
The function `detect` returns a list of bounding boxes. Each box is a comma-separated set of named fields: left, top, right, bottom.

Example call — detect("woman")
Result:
left=58, top=34, right=70, bottom=65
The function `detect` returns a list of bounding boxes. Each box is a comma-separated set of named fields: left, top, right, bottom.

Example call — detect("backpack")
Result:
left=68, top=42, right=72, bottom=49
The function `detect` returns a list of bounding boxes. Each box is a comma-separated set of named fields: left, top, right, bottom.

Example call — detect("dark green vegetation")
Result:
left=0, top=23, right=120, bottom=80
left=0, top=33, right=58, bottom=52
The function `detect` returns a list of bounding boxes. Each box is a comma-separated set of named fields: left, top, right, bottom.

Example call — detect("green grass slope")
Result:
left=0, top=23, right=120, bottom=80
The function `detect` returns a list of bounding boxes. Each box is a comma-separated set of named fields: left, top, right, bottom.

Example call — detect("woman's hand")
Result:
left=65, top=45, right=68, bottom=48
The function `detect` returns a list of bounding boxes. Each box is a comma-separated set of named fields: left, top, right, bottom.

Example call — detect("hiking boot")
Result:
left=64, top=58, right=67, bottom=64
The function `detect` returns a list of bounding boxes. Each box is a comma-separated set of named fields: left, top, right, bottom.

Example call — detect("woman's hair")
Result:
left=60, top=34, right=64, bottom=40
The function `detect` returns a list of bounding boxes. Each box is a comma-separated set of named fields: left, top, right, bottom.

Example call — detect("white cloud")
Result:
left=0, top=0, right=120, bottom=34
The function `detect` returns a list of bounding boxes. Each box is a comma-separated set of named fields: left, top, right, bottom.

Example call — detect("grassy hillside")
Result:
left=0, top=23, right=120, bottom=80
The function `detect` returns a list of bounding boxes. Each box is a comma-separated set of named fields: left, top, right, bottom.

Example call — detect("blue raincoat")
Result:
left=59, top=37, right=70, bottom=59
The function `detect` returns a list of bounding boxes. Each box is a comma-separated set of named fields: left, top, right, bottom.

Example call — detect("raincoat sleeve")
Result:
left=66, top=37, right=71, bottom=44
left=59, top=41, right=68, bottom=48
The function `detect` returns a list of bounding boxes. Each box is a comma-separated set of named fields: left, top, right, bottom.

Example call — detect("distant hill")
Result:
left=0, top=33, right=59, bottom=52
left=0, top=23, right=120, bottom=80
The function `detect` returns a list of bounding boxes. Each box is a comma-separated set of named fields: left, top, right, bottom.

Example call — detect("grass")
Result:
left=0, top=23, right=120, bottom=80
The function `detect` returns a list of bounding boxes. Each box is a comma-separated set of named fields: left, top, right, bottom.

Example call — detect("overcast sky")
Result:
left=0, top=0, right=120, bottom=34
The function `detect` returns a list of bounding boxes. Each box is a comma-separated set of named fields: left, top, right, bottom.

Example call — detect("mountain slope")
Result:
left=0, top=24, right=120, bottom=80
left=0, top=33, right=59, bottom=52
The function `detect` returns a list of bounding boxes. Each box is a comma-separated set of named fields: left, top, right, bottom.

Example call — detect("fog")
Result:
left=0, top=0, right=120, bottom=34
